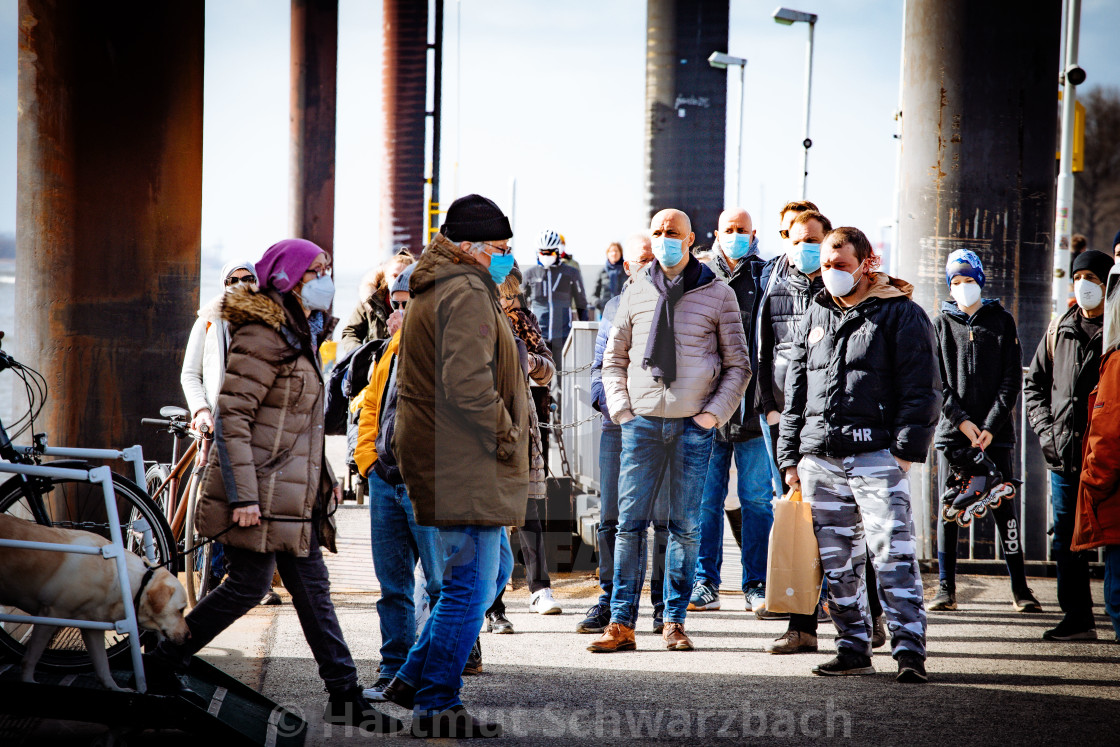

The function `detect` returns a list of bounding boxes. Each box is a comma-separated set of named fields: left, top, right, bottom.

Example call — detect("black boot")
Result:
left=725, top=507, right=743, bottom=549
left=411, top=705, right=503, bottom=739
left=324, top=686, right=404, bottom=734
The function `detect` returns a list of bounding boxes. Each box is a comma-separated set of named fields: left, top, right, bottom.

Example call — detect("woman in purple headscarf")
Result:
left=151, top=239, right=404, bottom=735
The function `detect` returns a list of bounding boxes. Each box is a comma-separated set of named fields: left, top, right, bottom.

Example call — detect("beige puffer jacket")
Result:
left=603, top=264, right=750, bottom=426
left=195, top=288, right=335, bottom=557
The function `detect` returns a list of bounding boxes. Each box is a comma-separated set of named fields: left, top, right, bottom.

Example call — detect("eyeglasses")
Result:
left=391, top=300, right=407, bottom=311
left=225, top=274, right=256, bottom=287
left=304, top=265, right=331, bottom=279
left=778, top=229, right=790, bottom=239
left=483, top=242, right=512, bottom=256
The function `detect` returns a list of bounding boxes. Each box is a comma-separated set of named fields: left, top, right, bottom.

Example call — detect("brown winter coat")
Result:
left=195, top=288, right=336, bottom=556
left=394, top=234, right=530, bottom=527
left=603, top=264, right=750, bottom=426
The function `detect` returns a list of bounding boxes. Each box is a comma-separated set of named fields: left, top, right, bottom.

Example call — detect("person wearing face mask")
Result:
left=579, top=232, right=670, bottom=635
left=687, top=207, right=772, bottom=616
left=152, top=239, right=404, bottom=734
left=779, top=227, right=940, bottom=683
left=1073, top=263, right=1120, bottom=643
left=384, top=194, right=523, bottom=738
left=524, top=229, right=590, bottom=366
left=589, top=208, right=749, bottom=654
left=929, top=250, right=1040, bottom=614
left=1024, top=248, right=1112, bottom=642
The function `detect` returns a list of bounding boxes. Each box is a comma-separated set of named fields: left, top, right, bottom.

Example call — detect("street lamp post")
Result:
left=707, top=51, right=748, bottom=207
left=1053, top=0, right=1085, bottom=313
left=773, top=7, right=818, bottom=200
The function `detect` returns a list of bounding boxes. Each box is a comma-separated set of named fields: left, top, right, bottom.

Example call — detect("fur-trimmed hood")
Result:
left=220, top=287, right=288, bottom=332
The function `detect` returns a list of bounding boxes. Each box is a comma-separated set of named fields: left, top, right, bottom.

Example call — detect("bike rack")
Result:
left=0, top=462, right=146, bottom=692
left=12, top=443, right=147, bottom=488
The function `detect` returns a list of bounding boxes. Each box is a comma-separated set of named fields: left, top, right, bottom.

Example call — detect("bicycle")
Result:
left=142, top=410, right=217, bottom=607
left=0, top=341, right=177, bottom=672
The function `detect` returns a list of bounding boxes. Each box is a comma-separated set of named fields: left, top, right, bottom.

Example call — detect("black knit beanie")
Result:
left=1072, top=249, right=1114, bottom=283
left=439, top=194, right=513, bottom=243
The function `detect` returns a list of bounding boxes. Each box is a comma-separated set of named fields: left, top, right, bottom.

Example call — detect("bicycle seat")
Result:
left=160, top=406, right=190, bottom=420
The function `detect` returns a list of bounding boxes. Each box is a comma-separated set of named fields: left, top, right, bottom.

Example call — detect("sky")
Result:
left=1, top=0, right=1119, bottom=284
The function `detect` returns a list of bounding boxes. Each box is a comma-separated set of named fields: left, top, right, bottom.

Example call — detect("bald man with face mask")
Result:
left=590, top=209, right=750, bottom=653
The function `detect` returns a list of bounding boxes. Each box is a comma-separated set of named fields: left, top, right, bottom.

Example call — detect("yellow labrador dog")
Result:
left=0, top=513, right=190, bottom=691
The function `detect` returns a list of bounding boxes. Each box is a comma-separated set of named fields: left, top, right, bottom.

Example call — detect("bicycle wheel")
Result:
left=182, top=472, right=219, bottom=607
left=0, top=470, right=177, bottom=671
left=145, top=462, right=172, bottom=524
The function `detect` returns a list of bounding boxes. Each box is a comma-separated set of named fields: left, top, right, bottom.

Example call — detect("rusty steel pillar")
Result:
left=896, top=0, right=1061, bottom=562
left=644, top=0, right=729, bottom=243
left=290, top=0, right=338, bottom=259
left=16, top=0, right=203, bottom=456
left=381, top=0, right=429, bottom=254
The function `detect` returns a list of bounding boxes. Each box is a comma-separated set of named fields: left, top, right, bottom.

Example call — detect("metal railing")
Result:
left=0, top=461, right=149, bottom=692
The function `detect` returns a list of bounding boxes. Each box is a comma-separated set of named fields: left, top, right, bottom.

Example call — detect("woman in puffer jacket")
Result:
left=1074, top=265, right=1120, bottom=641
left=484, top=267, right=559, bottom=633
left=154, top=239, right=404, bottom=735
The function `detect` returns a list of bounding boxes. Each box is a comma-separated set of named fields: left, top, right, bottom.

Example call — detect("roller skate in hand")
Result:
left=940, top=447, right=1016, bottom=528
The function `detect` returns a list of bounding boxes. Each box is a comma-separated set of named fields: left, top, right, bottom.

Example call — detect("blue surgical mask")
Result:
left=487, top=252, right=516, bottom=285
left=651, top=236, right=684, bottom=267
left=793, top=242, right=822, bottom=274
left=722, top=233, right=756, bottom=260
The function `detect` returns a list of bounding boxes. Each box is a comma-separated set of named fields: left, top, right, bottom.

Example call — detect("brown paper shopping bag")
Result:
left=764, top=488, right=824, bottom=615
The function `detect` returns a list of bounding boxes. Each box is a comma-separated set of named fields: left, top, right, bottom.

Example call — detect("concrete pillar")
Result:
left=644, top=0, right=729, bottom=242
left=897, top=0, right=1061, bottom=562
left=290, top=0, right=338, bottom=258
left=381, top=0, right=428, bottom=254
left=16, top=0, right=204, bottom=456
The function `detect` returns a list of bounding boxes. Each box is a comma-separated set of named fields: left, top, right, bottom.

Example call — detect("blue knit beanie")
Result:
left=945, top=249, right=985, bottom=288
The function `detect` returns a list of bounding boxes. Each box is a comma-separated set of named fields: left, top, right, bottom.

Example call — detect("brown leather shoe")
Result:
left=662, top=622, right=694, bottom=650
left=766, top=629, right=818, bottom=655
left=587, top=622, right=636, bottom=653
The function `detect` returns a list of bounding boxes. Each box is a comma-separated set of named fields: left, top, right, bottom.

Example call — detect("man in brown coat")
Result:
left=381, top=194, right=526, bottom=739
left=590, top=208, right=750, bottom=653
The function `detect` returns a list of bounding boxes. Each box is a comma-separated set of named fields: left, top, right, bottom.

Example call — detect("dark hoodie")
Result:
left=778, top=273, right=942, bottom=468
left=933, top=298, right=1022, bottom=451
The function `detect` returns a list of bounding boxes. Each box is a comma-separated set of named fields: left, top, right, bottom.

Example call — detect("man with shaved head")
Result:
left=590, top=208, right=750, bottom=653
left=688, top=207, right=773, bottom=617
left=579, top=231, right=670, bottom=635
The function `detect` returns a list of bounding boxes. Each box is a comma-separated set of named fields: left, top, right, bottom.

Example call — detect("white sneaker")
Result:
left=529, top=588, right=562, bottom=615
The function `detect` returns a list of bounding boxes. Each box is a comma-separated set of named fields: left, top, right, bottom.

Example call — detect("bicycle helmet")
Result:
left=537, top=229, right=563, bottom=251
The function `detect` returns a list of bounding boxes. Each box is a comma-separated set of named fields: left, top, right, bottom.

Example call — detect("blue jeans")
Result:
left=1050, top=471, right=1094, bottom=626
left=697, top=437, right=774, bottom=591
left=368, top=473, right=444, bottom=680
left=398, top=525, right=513, bottom=715
left=611, top=415, right=714, bottom=627
left=1105, top=546, right=1120, bottom=640
left=597, top=426, right=668, bottom=614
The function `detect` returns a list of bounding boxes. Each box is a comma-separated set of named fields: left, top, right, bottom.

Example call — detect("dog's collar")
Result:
left=133, top=566, right=157, bottom=613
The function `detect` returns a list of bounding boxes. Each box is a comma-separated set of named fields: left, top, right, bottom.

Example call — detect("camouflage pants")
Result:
left=799, top=449, right=927, bottom=658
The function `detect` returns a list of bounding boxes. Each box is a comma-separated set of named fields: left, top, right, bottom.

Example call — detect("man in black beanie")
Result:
left=386, top=193, right=526, bottom=737
left=1025, top=248, right=1112, bottom=641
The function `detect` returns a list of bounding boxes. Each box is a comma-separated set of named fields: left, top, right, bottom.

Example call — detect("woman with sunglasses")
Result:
left=181, top=259, right=258, bottom=453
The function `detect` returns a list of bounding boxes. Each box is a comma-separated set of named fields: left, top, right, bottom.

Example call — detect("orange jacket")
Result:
left=1073, top=349, right=1120, bottom=551
left=353, top=332, right=400, bottom=478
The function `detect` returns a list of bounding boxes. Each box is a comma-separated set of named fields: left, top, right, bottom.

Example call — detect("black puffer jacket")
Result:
left=755, top=261, right=824, bottom=416
left=1024, top=306, right=1103, bottom=473
left=934, top=299, right=1022, bottom=451
left=777, top=275, right=941, bottom=468
left=707, top=249, right=767, bottom=441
